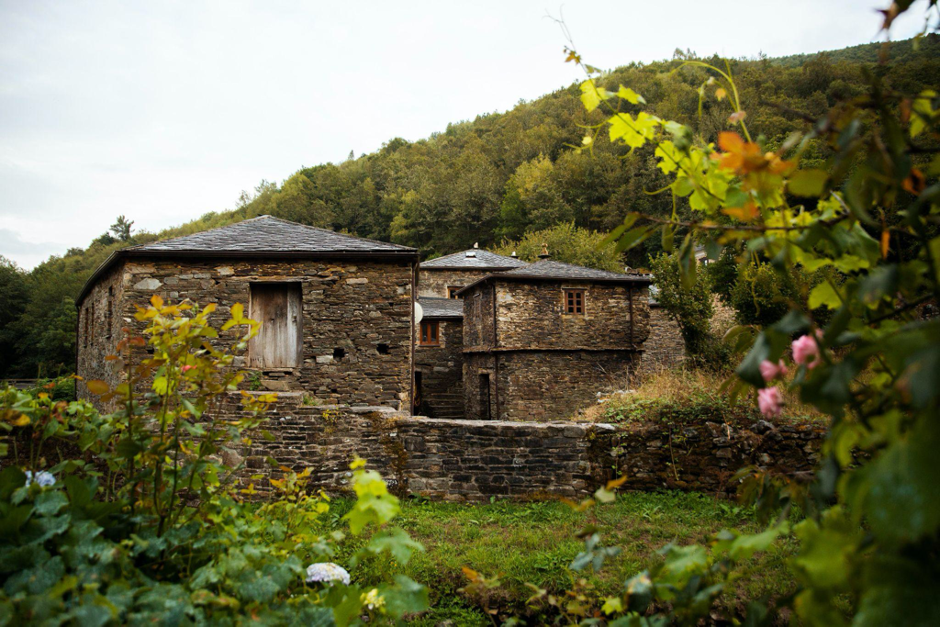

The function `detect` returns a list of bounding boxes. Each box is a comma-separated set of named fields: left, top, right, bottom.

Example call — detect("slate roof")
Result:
left=455, top=259, right=650, bottom=296
left=418, top=297, right=464, bottom=319
left=78, top=215, right=417, bottom=304
left=127, top=215, right=414, bottom=255
left=420, top=249, right=528, bottom=270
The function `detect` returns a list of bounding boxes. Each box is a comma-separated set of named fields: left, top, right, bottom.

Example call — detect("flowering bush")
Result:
left=520, top=3, right=938, bottom=623
left=0, top=298, right=427, bottom=625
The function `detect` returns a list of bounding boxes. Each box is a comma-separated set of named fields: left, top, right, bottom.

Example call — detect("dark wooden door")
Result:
left=249, top=283, right=302, bottom=368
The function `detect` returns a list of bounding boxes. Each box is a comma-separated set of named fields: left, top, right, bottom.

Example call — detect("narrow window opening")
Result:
left=419, top=321, right=440, bottom=346
left=564, top=289, right=585, bottom=315
left=333, top=347, right=345, bottom=360
left=83, top=308, right=89, bottom=349
left=479, top=373, right=491, bottom=420
left=447, top=286, right=461, bottom=299
left=414, top=370, right=423, bottom=412
left=90, top=303, right=95, bottom=341
left=377, top=343, right=390, bottom=355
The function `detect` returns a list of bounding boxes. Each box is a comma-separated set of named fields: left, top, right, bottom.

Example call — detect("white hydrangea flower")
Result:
left=305, top=562, right=351, bottom=585
left=24, top=470, right=55, bottom=488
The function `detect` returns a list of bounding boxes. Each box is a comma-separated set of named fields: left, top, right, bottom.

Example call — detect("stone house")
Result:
left=458, top=260, right=651, bottom=421
left=414, top=249, right=527, bottom=418
left=417, top=247, right=527, bottom=298
left=75, top=215, right=419, bottom=409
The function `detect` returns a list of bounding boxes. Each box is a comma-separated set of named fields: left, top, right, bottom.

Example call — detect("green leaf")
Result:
left=788, top=169, right=829, bottom=197
left=382, top=575, right=430, bottom=618
left=34, top=490, right=69, bottom=516
left=808, top=282, right=842, bottom=310
left=365, top=528, right=424, bottom=565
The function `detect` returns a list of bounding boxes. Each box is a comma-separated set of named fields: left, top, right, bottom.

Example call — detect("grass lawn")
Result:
left=320, top=491, right=799, bottom=625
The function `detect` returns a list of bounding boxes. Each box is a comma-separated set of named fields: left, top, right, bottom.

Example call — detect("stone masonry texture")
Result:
left=218, top=394, right=823, bottom=502
left=462, top=279, right=650, bottom=421
left=76, top=258, right=414, bottom=410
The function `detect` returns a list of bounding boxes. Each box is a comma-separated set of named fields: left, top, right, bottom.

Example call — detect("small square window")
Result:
left=564, top=289, right=584, bottom=315
left=420, top=321, right=440, bottom=346
left=447, top=287, right=462, bottom=299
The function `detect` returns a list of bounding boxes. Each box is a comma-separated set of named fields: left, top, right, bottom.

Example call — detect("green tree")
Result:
left=109, top=215, right=134, bottom=241
left=492, top=222, right=623, bottom=271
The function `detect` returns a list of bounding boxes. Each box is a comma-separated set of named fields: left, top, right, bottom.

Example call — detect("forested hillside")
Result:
left=1, top=35, right=937, bottom=378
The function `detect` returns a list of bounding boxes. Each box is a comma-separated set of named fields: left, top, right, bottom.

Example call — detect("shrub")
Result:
left=0, top=297, right=428, bottom=624
left=649, top=252, right=728, bottom=367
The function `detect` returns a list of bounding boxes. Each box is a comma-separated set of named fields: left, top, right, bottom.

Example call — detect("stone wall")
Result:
left=77, top=258, right=415, bottom=409
left=464, top=350, right=641, bottom=421
left=418, top=269, right=491, bottom=299
left=218, top=395, right=823, bottom=502
left=640, top=304, right=686, bottom=374
left=76, top=261, right=127, bottom=405
left=613, top=418, right=826, bottom=496
left=224, top=396, right=615, bottom=501
left=462, top=283, right=496, bottom=349
left=414, top=318, right=464, bottom=419
left=465, top=281, right=650, bottom=351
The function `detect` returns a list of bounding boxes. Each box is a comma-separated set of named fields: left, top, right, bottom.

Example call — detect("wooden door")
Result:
left=249, top=283, right=302, bottom=368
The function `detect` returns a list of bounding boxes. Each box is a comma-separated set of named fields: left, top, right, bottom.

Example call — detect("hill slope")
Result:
left=0, top=35, right=938, bottom=377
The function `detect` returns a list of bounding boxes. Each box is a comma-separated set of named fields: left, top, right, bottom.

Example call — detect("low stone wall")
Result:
left=229, top=396, right=615, bottom=501
left=223, top=395, right=824, bottom=502
left=613, top=419, right=826, bottom=496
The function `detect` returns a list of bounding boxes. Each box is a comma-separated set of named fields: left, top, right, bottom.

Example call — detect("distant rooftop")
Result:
left=456, top=259, right=651, bottom=296
left=127, top=215, right=415, bottom=255
left=420, top=248, right=528, bottom=270
left=500, top=260, right=650, bottom=282
left=418, top=297, right=463, bottom=319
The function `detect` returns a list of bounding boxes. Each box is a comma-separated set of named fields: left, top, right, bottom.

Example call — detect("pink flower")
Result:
left=758, top=387, right=784, bottom=418
left=182, top=365, right=195, bottom=372
left=759, top=359, right=788, bottom=382
left=791, top=332, right=822, bottom=369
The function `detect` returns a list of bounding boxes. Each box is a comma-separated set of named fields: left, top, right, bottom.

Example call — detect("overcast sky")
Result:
left=0, top=0, right=930, bottom=268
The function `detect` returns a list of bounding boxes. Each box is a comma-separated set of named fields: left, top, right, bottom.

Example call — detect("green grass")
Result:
left=317, top=492, right=799, bottom=624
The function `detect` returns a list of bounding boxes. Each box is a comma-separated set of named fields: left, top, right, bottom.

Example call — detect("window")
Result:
left=420, top=321, right=439, bottom=346
left=564, top=289, right=585, bottom=314
left=447, top=286, right=462, bottom=299
left=249, top=283, right=303, bottom=368
left=83, top=308, right=89, bottom=349
left=90, top=304, right=95, bottom=341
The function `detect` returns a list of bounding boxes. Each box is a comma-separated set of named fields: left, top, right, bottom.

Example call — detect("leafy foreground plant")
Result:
left=495, top=6, right=939, bottom=626
left=0, top=297, right=427, bottom=625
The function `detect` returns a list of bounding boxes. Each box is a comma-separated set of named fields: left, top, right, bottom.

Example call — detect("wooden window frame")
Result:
left=419, top=320, right=440, bottom=346
left=563, top=289, right=585, bottom=315
left=447, top=286, right=462, bottom=299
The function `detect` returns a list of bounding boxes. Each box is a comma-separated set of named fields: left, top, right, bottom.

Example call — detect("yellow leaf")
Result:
left=150, top=294, right=164, bottom=309
left=86, top=380, right=109, bottom=395
left=230, top=302, right=244, bottom=322
left=616, top=85, right=646, bottom=105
